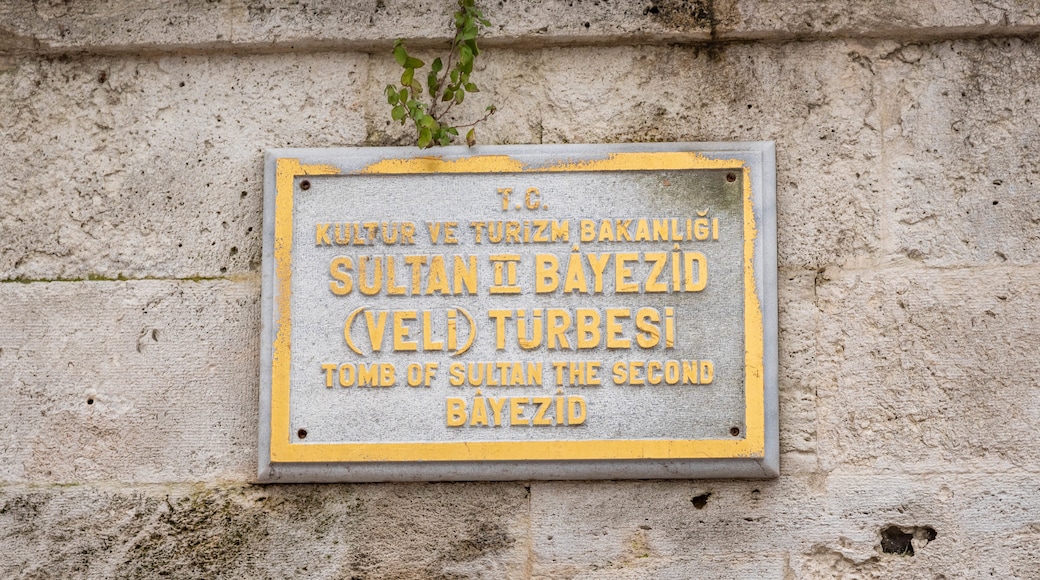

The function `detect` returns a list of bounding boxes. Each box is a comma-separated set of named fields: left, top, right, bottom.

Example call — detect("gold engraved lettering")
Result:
left=497, top=187, right=513, bottom=211
left=510, top=397, right=529, bottom=426
left=531, top=397, right=553, bottom=425
left=316, top=223, right=332, bottom=245
left=610, top=359, right=711, bottom=386
left=644, top=252, right=668, bottom=293
left=329, top=256, right=353, bottom=295
left=489, top=254, right=522, bottom=294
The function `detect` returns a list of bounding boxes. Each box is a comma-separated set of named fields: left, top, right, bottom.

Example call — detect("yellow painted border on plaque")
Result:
left=270, top=152, right=765, bottom=463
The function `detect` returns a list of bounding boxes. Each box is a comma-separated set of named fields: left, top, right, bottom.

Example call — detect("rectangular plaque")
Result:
left=259, top=143, right=777, bottom=482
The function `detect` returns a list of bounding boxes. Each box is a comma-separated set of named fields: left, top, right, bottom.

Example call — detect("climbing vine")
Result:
left=384, top=0, right=496, bottom=148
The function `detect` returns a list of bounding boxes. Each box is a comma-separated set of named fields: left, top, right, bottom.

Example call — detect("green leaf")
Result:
left=393, top=41, right=408, bottom=66
left=450, top=69, right=459, bottom=84
left=464, top=82, right=478, bottom=92
left=459, top=44, right=473, bottom=65
left=447, top=127, right=459, bottom=136
left=438, top=134, right=452, bottom=147
left=398, top=89, right=408, bottom=103
left=418, top=127, right=433, bottom=149
left=427, top=72, right=439, bottom=94
left=466, top=128, right=476, bottom=147
left=420, top=114, right=437, bottom=128
left=410, top=80, right=422, bottom=94
left=431, top=57, right=443, bottom=73
left=455, top=88, right=465, bottom=104
left=401, top=68, right=414, bottom=87
left=405, top=57, right=424, bottom=69
left=442, top=90, right=454, bottom=102
left=387, top=91, right=399, bottom=105
left=391, top=105, right=406, bottom=121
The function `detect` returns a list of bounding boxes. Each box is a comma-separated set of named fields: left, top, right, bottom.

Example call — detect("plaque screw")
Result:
left=729, top=426, right=741, bottom=437
left=300, top=180, right=311, bottom=191
left=297, top=428, right=308, bottom=439
left=726, top=173, right=736, bottom=183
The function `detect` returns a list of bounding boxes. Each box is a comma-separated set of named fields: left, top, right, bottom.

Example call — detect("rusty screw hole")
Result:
left=726, top=173, right=737, bottom=183
left=297, top=428, right=308, bottom=439
left=300, top=180, right=311, bottom=191
left=729, top=426, right=741, bottom=437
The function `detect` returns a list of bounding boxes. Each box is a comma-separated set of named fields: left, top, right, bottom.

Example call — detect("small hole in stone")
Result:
left=300, top=180, right=311, bottom=191
left=87, top=398, right=94, bottom=405
left=230, top=246, right=238, bottom=256
left=692, top=493, right=710, bottom=508
left=726, top=173, right=737, bottom=182
left=992, top=200, right=999, bottom=205
left=241, top=191, right=248, bottom=198
left=179, top=81, right=185, bottom=87
left=730, top=426, right=740, bottom=436
left=97, top=71, right=107, bottom=84
left=583, top=21, right=590, bottom=28
left=297, top=428, right=308, bottom=439
left=220, top=267, right=227, bottom=273
left=881, top=526, right=915, bottom=555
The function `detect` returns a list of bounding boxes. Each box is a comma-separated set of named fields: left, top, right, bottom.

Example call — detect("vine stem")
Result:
left=452, top=107, right=496, bottom=129
left=429, top=33, right=460, bottom=119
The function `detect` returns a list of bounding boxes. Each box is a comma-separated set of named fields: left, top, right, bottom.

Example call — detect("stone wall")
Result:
left=2, top=1, right=1039, bottom=577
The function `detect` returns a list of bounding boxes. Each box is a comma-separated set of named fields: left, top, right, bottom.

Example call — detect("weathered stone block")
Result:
left=878, top=38, right=1040, bottom=266
left=0, top=280, right=259, bottom=483
left=0, top=52, right=368, bottom=280
left=777, top=272, right=819, bottom=467
left=727, top=0, right=1040, bottom=38
left=0, top=482, right=531, bottom=579
left=814, top=266, right=1040, bottom=472
left=530, top=474, right=1040, bottom=578
left=3, top=1, right=1038, bottom=56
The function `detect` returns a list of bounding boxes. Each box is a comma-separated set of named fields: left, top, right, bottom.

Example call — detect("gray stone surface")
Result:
left=530, top=474, right=1040, bottom=578
left=815, top=266, right=1040, bottom=474
left=879, top=38, right=1040, bottom=267
left=2, top=0, right=1040, bottom=577
left=3, top=474, right=1038, bottom=578
left=0, top=279, right=260, bottom=483
left=2, top=1, right=1039, bottom=56
left=0, top=52, right=368, bottom=281
left=0, top=482, right=532, bottom=579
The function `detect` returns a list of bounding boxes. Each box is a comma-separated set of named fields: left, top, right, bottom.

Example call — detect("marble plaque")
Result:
left=259, top=143, right=777, bottom=482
